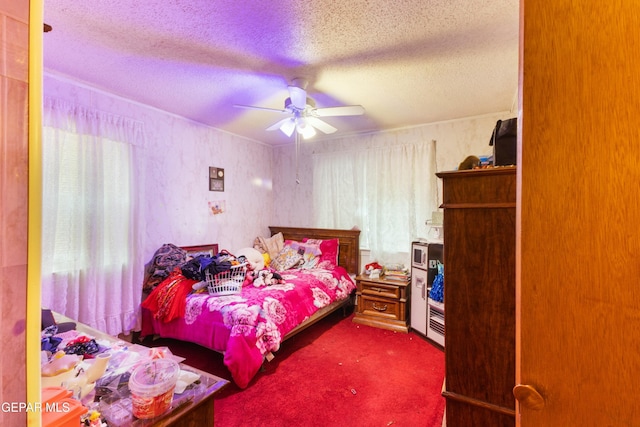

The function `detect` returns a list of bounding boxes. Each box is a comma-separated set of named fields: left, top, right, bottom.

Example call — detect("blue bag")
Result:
left=428, top=262, right=444, bottom=303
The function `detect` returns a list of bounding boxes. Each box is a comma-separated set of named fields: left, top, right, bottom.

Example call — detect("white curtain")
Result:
left=41, top=98, right=146, bottom=335
left=313, top=138, right=438, bottom=264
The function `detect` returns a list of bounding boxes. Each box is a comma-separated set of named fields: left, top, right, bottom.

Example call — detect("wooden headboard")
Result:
left=268, top=226, right=361, bottom=276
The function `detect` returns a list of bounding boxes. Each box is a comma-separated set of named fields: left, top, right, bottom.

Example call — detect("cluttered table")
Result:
left=43, top=312, right=229, bottom=426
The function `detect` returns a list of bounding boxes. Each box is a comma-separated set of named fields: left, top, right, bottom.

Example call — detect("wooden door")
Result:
left=517, top=1, right=640, bottom=425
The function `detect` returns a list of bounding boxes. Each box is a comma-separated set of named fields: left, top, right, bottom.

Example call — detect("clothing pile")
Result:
left=142, top=247, right=244, bottom=323
left=142, top=244, right=187, bottom=295
left=180, top=251, right=235, bottom=281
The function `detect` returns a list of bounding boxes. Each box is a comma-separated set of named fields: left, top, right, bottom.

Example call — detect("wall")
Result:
left=44, top=74, right=275, bottom=262
left=271, top=112, right=513, bottom=228
left=0, top=0, right=29, bottom=424
left=43, top=74, right=513, bottom=258
left=42, top=75, right=513, bottom=322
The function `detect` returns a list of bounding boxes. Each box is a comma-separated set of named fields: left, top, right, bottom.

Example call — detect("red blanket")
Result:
left=141, top=268, right=197, bottom=322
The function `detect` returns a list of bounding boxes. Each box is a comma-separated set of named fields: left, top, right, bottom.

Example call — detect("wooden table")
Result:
left=51, top=313, right=229, bottom=426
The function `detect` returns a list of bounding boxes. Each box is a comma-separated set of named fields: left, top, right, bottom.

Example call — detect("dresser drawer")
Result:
left=359, top=295, right=402, bottom=320
left=360, top=281, right=401, bottom=299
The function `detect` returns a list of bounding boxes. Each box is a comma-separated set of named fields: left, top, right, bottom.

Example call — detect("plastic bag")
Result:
left=428, top=262, right=444, bottom=302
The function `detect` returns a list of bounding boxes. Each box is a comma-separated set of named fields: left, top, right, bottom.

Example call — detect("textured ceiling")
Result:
left=43, top=0, right=519, bottom=145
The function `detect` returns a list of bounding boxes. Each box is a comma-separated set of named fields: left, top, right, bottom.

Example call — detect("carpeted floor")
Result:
left=143, top=309, right=445, bottom=426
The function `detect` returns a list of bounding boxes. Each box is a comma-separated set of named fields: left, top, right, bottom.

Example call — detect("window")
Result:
left=313, top=138, right=438, bottom=265
left=41, top=98, right=145, bottom=335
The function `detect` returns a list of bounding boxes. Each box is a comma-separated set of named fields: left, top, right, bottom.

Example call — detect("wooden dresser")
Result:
left=437, top=167, right=516, bottom=426
left=353, top=275, right=410, bottom=332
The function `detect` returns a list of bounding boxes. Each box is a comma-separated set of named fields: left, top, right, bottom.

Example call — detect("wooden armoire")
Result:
left=437, top=166, right=516, bottom=426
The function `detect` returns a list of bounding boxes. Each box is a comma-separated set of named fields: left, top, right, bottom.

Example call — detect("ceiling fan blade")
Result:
left=287, top=86, right=307, bottom=110
left=306, top=116, right=337, bottom=134
left=314, top=105, right=365, bottom=117
left=234, top=104, right=287, bottom=113
left=267, top=117, right=295, bottom=137
left=266, top=117, right=291, bottom=131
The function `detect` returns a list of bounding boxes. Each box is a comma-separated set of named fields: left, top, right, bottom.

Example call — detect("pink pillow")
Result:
left=304, top=238, right=339, bottom=269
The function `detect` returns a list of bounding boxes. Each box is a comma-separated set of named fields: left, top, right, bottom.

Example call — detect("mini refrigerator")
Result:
left=410, top=241, right=443, bottom=338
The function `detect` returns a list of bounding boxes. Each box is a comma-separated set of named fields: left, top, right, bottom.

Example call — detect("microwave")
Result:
left=412, top=242, right=429, bottom=269
left=412, top=242, right=444, bottom=280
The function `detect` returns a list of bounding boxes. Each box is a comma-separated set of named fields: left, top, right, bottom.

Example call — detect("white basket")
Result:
left=205, top=263, right=247, bottom=296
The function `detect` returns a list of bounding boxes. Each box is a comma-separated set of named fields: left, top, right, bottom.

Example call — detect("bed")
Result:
left=140, top=226, right=360, bottom=388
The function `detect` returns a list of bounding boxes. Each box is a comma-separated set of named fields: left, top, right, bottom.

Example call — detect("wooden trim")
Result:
left=352, top=314, right=410, bottom=333
left=436, top=166, right=516, bottom=179
left=28, top=2, right=45, bottom=423
left=440, top=202, right=516, bottom=209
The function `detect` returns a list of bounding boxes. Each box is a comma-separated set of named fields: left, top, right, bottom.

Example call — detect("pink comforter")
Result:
left=141, top=266, right=355, bottom=388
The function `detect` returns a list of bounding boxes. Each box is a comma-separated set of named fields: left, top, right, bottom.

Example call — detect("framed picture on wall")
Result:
left=209, top=167, right=224, bottom=191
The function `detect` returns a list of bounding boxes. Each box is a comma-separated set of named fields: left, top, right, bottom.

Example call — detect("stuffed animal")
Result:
left=235, top=247, right=265, bottom=271
left=458, top=155, right=480, bottom=170
left=243, top=268, right=259, bottom=287
left=252, top=269, right=284, bottom=287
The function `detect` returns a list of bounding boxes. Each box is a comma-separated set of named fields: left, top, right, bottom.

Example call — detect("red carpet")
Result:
left=144, top=310, right=445, bottom=426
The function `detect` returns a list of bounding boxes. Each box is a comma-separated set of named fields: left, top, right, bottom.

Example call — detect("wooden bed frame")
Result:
left=268, top=226, right=361, bottom=277
left=268, top=226, right=361, bottom=341
left=180, top=226, right=361, bottom=277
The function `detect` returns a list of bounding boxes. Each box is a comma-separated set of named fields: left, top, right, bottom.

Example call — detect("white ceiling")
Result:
left=43, top=0, right=519, bottom=146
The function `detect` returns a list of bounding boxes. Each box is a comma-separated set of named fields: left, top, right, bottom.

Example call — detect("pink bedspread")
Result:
left=141, top=266, right=355, bottom=388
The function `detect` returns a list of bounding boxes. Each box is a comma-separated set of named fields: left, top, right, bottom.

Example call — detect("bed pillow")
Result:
left=303, top=238, right=339, bottom=269
left=270, top=245, right=304, bottom=271
left=253, top=232, right=284, bottom=259
left=284, top=239, right=322, bottom=270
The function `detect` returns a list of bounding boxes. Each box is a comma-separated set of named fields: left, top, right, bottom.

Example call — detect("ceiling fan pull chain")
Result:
left=295, top=132, right=300, bottom=184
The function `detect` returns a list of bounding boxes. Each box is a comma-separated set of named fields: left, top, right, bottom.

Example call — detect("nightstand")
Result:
left=353, top=274, right=410, bottom=332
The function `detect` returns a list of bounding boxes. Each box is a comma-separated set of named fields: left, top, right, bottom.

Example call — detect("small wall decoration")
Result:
left=209, top=167, right=224, bottom=191
left=208, top=200, right=225, bottom=215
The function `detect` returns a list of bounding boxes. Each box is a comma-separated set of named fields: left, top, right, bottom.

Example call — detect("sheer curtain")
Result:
left=313, top=138, right=438, bottom=264
left=41, top=97, right=146, bottom=335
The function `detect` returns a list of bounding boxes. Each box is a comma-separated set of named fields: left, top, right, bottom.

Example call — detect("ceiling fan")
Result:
left=234, top=78, right=365, bottom=139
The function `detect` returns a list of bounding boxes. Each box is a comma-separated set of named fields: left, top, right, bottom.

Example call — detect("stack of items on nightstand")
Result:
left=383, top=264, right=410, bottom=283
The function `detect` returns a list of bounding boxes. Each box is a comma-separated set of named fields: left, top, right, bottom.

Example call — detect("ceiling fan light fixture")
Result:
left=296, top=118, right=317, bottom=139
left=301, top=126, right=317, bottom=139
